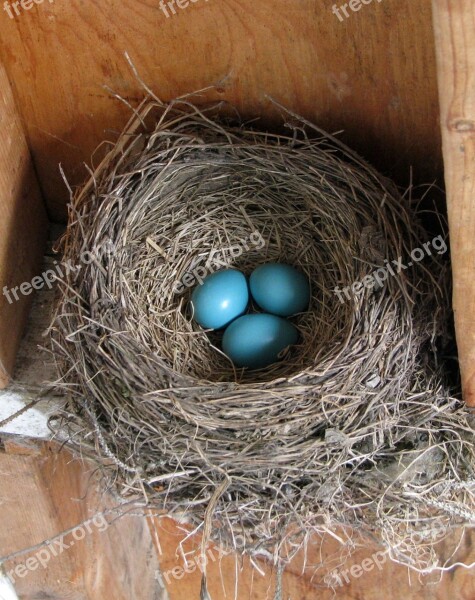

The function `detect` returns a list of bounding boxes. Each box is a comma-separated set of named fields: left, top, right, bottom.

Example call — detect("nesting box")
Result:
left=1, top=0, right=471, bottom=403
left=0, top=10, right=473, bottom=394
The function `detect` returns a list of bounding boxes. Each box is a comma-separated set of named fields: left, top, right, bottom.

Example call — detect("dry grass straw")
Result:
left=49, top=94, right=475, bottom=580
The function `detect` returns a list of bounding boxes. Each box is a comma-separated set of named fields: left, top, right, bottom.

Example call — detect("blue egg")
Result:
left=250, top=263, right=310, bottom=317
left=191, top=269, right=249, bottom=330
left=222, top=313, right=299, bottom=369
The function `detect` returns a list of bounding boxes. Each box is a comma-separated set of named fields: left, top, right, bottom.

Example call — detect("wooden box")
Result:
left=0, top=1, right=474, bottom=598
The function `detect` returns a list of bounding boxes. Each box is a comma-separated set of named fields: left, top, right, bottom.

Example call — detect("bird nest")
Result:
left=50, top=95, right=475, bottom=578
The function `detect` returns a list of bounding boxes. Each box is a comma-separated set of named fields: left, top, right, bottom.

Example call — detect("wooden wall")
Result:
left=0, top=62, right=47, bottom=387
left=0, top=0, right=442, bottom=222
left=432, top=0, right=475, bottom=406
left=0, top=438, right=162, bottom=599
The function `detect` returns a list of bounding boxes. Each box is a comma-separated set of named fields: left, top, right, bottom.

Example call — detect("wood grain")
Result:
left=150, top=517, right=475, bottom=599
left=2, top=438, right=474, bottom=600
left=0, top=61, right=48, bottom=389
left=432, top=0, right=475, bottom=406
left=0, top=438, right=164, bottom=599
left=0, top=0, right=442, bottom=221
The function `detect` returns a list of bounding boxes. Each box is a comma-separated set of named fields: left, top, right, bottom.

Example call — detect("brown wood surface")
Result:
left=432, top=0, right=475, bottom=406
left=2, top=438, right=475, bottom=600
left=0, top=0, right=442, bottom=222
left=0, top=61, right=48, bottom=389
left=0, top=438, right=163, bottom=599
left=151, top=515, right=475, bottom=599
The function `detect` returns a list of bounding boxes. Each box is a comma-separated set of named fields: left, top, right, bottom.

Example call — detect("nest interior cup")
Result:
left=51, top=97, right=474, bottom=572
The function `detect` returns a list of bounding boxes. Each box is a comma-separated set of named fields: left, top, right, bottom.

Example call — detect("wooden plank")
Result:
left=2, top=436, right=474, bottom=599
left=432, top=0, right=475, bottom=406
left=0, top=439, right=164, bottom=599
left=0, top=0, right=442, bottom=221
left=151, top=517, right=475, bottom=599
left=0, top=62, right=48, bottom=389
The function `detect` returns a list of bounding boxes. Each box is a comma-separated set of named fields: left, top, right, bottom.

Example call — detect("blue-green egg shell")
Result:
left=191, top=269, right=249, bottom=330
left=250, top=263, right=310, bottom=317
left=222, top=313, right=299, bottom=369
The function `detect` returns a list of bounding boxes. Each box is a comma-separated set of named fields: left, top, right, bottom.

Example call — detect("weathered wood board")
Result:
left=0, top=62, right=48, bottom=389
left=432, top=0, right=475, bottom=406
left=0, top=438, right=164, bottom=599
left=1, top=437, right=474, bottom=600
left=0, top=0, right=442, bottom=221
left=151, top=516, right=475, bottom=599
